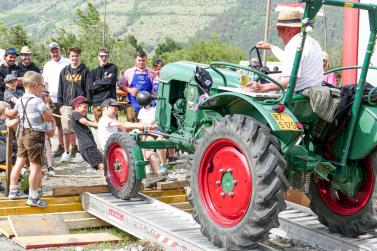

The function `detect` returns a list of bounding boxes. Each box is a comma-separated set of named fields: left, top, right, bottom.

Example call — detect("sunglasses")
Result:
left=99, top=55, right=109, bottom=58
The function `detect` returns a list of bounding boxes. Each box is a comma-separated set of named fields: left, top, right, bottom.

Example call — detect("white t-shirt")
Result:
left=280, top=34, right=323, bottom=91
left=137, top=106, right=156, bottom=125
left=43, top=57, right=70, bottom=103
left=98, top=115, right=119, bottom=151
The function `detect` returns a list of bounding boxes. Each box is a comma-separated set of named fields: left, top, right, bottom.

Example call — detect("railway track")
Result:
left=82, top=190, right=377, bottom=251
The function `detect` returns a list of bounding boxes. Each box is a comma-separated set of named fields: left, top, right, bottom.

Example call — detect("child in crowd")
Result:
left=70, top=96, right=104, bottom=179
left=8, top=71, right=53, bottom=208
left=137, top=98, right=168, bottom=187
left=98, top=98, right=147, bottom=152
left=4, top=74, right=24, bottom=108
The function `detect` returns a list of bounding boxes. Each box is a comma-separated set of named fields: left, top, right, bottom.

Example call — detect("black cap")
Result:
left=101, top=98, right=121, bottom=108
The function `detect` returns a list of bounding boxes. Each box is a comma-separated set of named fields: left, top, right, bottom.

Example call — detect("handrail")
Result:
left=209, top=61, right=285, bottom=104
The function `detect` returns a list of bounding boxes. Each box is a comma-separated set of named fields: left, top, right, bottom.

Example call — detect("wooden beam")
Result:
left=13, top=233, right=121, bottom=249
left=156, top=180, right=189, bottom=190
left=0, top=203, right=82, bottom=217
left=169, top=202, right=192, bottom=211
left=52, top=185, right=109, bottom=196
left=140, top=188, right=186, bottom=197
left=0, top=196, right=80, bottom=208
left=154, top=195, right=187, bottom=204
left=5, top=127, right=13, bottom=196
left=0, top=220, right=14, bottom=238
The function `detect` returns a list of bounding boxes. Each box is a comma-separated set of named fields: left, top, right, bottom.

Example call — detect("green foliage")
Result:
left=50, top=28, right=78, bottom=56
left=162, top=35, right=246, bottom=64
left=125, top=34, right=144, bottom=52
left=109, top=39, right=137, bottom=72
left=7, top=25, right=30, bottom=49
left=155, top=37, right=182, bottom=58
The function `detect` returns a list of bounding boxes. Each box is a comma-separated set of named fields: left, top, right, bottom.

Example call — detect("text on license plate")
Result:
left=271, top=113, right=299, bottom=131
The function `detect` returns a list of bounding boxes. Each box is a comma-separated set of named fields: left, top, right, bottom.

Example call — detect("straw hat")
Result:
left=276, top=9, right=303, bottom=28
left=20, top=46, right=32, bottom=54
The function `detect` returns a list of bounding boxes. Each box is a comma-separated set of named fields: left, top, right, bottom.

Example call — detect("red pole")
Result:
left=342, top=0, right=360, bottom=85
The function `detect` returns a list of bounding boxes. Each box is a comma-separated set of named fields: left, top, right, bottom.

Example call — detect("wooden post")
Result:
left=5, top=127, right=13, bottom=196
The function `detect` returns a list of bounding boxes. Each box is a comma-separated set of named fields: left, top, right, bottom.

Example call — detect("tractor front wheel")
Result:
left=190, top=115, right=289, bottom=250
left=104, top=132, right=141, bottom=200
left=310, top=150, right=377, bottom=236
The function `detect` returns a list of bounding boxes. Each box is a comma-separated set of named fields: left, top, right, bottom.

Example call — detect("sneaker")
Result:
left=160, top=165, right=168, bottom=174
left=26, top=196, right=48, bottom=208
left=8, top=190, right=28, bottom=200
left=53, top=144, right=65, bottom=158
left=71, top=145, right=78, bottom=158
left=60, top=152, right=71, bottom=162
left=72, top=152, right=84, bottom=163
left=0, top=183, right=4, bottom=192
left=144, top=174, right=167, bottom=189
left=47, top=167, right=55, bottom=176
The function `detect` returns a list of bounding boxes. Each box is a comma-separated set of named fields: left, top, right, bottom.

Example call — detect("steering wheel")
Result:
left=248, top=46, right=271, bottom=75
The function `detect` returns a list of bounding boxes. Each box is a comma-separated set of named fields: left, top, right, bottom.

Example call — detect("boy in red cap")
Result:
left=70, top=96, right=104, bottom=178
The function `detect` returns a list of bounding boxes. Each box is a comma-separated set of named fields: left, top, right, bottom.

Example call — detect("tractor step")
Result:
left=81, top=192, right=275, bottom=251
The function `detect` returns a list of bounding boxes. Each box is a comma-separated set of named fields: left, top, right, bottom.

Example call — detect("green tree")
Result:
left=50, top=28, right=78, bottom=57
left=162, top=35, right=246, bottom=64
left=125, top=34, right=143, bottom=52
left=7, top=25, right=31, bottom=50
left=0, top=22, right=9, bottom=49
left=155, top=37, right=181, bottom=58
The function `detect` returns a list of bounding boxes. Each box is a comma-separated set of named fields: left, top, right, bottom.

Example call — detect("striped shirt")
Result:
left=15, top=93, right=47, bottom=132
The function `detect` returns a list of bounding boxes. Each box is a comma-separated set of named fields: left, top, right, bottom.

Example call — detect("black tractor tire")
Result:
left=310, top=149, right=377, bottom=236
left=104, top=132, right=141, bottom=200
left=190, top=114, right=289, bottom=250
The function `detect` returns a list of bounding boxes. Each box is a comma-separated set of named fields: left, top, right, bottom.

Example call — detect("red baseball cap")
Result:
left=70, top=96, right=92, bottom=108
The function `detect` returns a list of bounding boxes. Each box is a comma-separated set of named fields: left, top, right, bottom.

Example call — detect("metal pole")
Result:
left=324, top=6, right=327, bottom=51
left=263, top=0, right=271, bottom=65
left=102, top=0, right=107, bottom=48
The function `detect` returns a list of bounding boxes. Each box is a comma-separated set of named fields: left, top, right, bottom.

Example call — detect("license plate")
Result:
left=271, top=113, right=299, bottom=131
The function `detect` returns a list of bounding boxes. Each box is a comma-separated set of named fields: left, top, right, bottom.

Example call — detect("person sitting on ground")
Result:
left=98, top=98, right=149, bottom=152
left=322, top=51, right=337, bottom=87
left=70, top=96, right=105, bottom=180
left=7, top=71, right=53, bottom=208
left=4, top=74, right=24, bottom=108
left=250, top=9, right=323, bottom=93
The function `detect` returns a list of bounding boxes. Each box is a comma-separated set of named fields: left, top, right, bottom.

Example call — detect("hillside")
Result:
left=0, top=0, right=343, bottom=52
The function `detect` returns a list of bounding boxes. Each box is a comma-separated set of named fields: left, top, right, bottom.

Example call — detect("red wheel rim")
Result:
left=106, top=143, right=130, bottom=190
left=317, top=158, right=374, bottom=216
left=199, top=139, right=252, bottom=227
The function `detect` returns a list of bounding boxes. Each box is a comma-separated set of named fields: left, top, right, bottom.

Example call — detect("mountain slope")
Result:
left=0, top=0, right=343, bottom=52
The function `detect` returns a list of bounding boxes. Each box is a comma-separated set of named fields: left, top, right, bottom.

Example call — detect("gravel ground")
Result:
left=0, top=124, right=323, bottom=251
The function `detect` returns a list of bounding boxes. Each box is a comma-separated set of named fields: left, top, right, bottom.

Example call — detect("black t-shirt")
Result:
left=70, top=111, right=97, bottom=151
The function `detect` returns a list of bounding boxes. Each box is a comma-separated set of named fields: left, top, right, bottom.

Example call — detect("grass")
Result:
left=69, top=226, right=138, bottom=250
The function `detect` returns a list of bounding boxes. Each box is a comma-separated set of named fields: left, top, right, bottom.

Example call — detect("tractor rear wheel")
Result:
left=104, top=132, right=141, bottom=200
left=190, top=115, right=289, bottom=250
left=310, top=150, right=377, bottom=236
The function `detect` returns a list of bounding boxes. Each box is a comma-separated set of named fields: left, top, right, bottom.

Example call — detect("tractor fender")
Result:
left=332, top=105, right=377, bottom=160
left=199, top=92, right=303, bottom=148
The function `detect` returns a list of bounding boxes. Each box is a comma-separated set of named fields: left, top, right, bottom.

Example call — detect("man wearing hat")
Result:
left=18, top=46, right=40, bottom=77
left=42, top=42, right=70, bottom=158
left=250, top=9, right=323, bottom=92
left=0, top=48, right=22, bottom=100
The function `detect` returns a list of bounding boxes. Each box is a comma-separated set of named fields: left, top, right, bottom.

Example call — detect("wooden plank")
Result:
left=52, top=185, right=109, bottom=196
left=8, top=214, right=69, bottom=237
left=140, top=188, right=186, bottom=197
left=0, top=164, right=6, bottom=170
left=170, top=202, right=193, bottom=211
left=5, top=127, right=13, bottom=196
left=0, top=220, right=14, bottom=238
left=156, top=180, right=189, bottom=190
left=0, top=196, right=80, bottom=208
left=0, top=203, right=82, bottom=216
left=13, top=232, right=121, bottom=249
left=154, top=195, right=188, bottom=203
left=65, top=218, right=110, bottom=229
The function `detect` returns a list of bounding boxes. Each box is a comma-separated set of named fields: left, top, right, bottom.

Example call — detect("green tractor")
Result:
left=104, top=0, right=377, bottom=249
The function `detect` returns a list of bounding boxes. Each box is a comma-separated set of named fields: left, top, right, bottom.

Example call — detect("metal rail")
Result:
left=82, top=192, right=377, bottom=251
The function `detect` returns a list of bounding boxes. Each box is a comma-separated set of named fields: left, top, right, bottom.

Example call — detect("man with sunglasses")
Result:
left=0, top=48, right=22, bottom=100
left=87, top=48, right=118, bottom=122
left=18, top=46, right=40, bottom=77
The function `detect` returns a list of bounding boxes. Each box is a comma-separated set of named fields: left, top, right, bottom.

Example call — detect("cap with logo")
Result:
left=101, top=98, right=121, bottom=108
left=5, top=48, right=19, bottom=56
left=48, top=42, right=60, bottom=50
left=70, top=96, right=92, bottom=108
left=4, top=74, right=17, bottom=83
